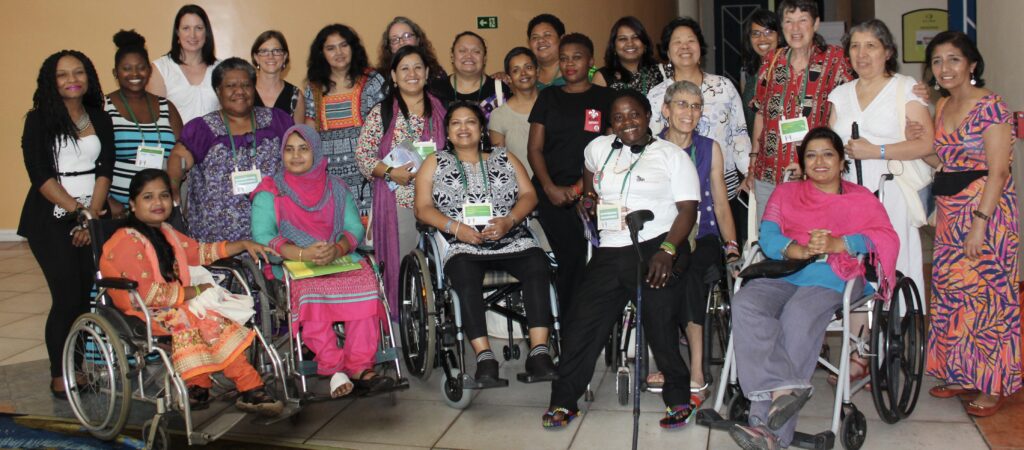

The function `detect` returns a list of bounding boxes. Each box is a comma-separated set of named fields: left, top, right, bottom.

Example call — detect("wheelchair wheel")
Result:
left=63, top=313, right=132, bottom=441
left=142, top=417, right=169, bottom=450
left=868, top=276, right=926, bottom=423
left=727, top=391, right=750, bottom=423
left=702, top=279, right=731, bottom=381
left=399, top=250, right=436, bottom=380
left=840, top=404, right=867, bottom=450
left=440, top=369, right=473, bottom=409
left=616, top=368, right=630, bottom=406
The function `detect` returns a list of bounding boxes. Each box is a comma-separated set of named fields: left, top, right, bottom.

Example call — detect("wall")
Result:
left=873, top=0, right=946, bottom=80
left=0, top=0, right=676, bottom=233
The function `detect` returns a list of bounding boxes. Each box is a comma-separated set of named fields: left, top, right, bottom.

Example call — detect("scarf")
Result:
left=762, top=180, right=899, bottom=299
left=251, top=124, right=352, bottom=252
left=374, top=93, right=446, bottom=303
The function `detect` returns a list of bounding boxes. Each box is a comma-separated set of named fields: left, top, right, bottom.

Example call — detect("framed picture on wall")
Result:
left=902, top=8, right=948, bottom=63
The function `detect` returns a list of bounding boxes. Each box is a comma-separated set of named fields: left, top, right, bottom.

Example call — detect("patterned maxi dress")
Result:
left=926, top=94, right=1020, bottom=396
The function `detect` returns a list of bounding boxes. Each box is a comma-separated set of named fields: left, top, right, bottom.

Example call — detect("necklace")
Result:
left=74, top=112, right=92, bottom=132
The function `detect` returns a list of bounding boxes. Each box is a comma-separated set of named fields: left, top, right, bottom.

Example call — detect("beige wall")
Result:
left=0, top=0, right=676, bottom=232
left=873, top=0, right=946, bottom=80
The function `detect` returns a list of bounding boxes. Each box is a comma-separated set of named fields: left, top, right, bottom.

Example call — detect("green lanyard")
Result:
left=684, top=143, right=697, bottom=165
left=597, top=142, right=649, bottom=196
left=404, top=114, right=434, bottom=142
left=788, top=48, right=812, bottom=118
left=220, top=110, right=258, bottom=159
left=117, top=91, right=163, bottom=148
left=452, top=74, right=486, bottom=103
left=453, top=152, right=489, bottom=198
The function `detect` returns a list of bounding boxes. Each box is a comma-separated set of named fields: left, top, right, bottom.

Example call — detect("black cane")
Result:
left=625, top=209, right=654, bottom=450
left=852, top=122, right=863, bottom=186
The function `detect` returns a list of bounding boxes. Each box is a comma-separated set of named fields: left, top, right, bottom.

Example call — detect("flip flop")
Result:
left=330, top=372, right=353, bottom=398
left=929, top=384, right=979, bottom=399
left=541, top=407, right=578, bottom=429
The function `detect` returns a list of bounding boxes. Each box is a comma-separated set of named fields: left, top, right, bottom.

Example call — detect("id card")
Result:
left=413, top=141, right=437, bottom=160
left=462, top=202, right=493, bottom=226
left=583, top=109, right=602, bottom=133
left=231, top=167, right=262, bottom=195
left=135, top=145, right=166, bottom=169
left=597, top=202, right=624, bottom=231
left=779, top=116, right=810, bottom=144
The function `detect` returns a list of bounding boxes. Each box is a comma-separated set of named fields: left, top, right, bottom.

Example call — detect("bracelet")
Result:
left=298, top=248, right=303, bottom=261
left=781, top=240, right=796, bottom=260
left=879, top=144, right=886, bottom=160
left=454, top=222, right=462, bottom=240
left=193, top=285, right=202, bottom=298
left=444, top=219, right=454, bottom=234
left=659, top=241, right=677, bottom=256
left=723, top=240, right=739, bottom=251
left=973, top=210, right=990, bottom=221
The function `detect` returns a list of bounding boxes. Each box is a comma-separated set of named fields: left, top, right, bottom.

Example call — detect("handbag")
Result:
left=186, top=266, right=256, bottom=325
left=887, top=76, right=934, bottom=227
left=738, top=257, right=815, bottom=280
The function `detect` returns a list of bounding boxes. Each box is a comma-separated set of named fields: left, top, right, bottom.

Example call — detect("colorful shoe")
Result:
left=659, top=404, right=693, bottom=429
left=541, top=407, right=578, bottom=429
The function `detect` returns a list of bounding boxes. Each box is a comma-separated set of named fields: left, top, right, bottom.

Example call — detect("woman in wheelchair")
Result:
left=727, top=127, right=898, bottom=450
left=99, top=169, right=284, bottom=416
left=251, top=124, right=394, bottom=398
left=413, top=101, right=558, bottom=387
left=545, top=90, right=700, bottom=429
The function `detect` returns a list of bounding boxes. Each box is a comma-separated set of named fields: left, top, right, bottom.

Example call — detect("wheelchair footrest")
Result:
left=791, top=430, right=835, bottom=450
left=516, top=372, right=558, bottom=384
left=251, top=400, right=302, bottom=426
left=462, top=376, right=509, bottom=390
left=375, top=347, right=399, bottom=363
left=191, top=410, right=248, bottom=445
left=694, top=409, right=734, bottom=430
left=298, top=360, right=319, bottom=376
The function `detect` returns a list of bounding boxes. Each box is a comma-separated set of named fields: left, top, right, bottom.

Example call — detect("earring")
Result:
left=970, top=72, right=977, bottom=86
left=933, top=82, right=940, bottom=91
left=255, top=63, right=260, bottom=70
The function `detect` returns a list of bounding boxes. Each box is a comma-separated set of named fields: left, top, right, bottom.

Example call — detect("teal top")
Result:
left=759, top=220, right=874, bottom=294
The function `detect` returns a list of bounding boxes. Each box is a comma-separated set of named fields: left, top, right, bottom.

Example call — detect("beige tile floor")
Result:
left=0, top=240, right=995, bottom=449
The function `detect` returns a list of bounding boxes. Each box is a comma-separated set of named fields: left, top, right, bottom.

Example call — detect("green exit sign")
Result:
left=477, top=16, right=498, bottom=29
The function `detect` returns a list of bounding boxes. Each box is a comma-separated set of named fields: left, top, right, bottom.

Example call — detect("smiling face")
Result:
left=749, top=23, right=779, bottom=58
left=446, top=106, right=483, bottom=150
left=668, top=26, right=701, bottom=69
left=782, top=9, right=819, bottom=50
left=56, top=55, right=88, bottom=101
left=849, top=31, right=890, bottom=79
left=216, top=69, right=255, bottom=116
left=507, top=53, right=537, bottom=93
left=664, top=90, right=702, bottom=135
left=130, top=178, right=173, bottom=226
left=391, top=53, right=427, bottom=96
left=614, top=25, right=644, bottom=65
left=323, top=33, right=352, bottom=72
left=388, top=22, right=418, bottom=53
left=558, top=43, right=592, bottom=84
left=452, top=34, right=485, bottom=77
left=114, top=52, right=151, bottom=94
left=255, top=37, right=286, bottom=74
left=610, top=96, right=650, bottom=147
left=802, top=138, right=842, bottom=186
left=529, top=22, right=560, bottom=64
left=930, top=42, right=976, bottom=91
left=282, top=132, right=314, bottom=175
left=176, top=13, right=207, bottom=54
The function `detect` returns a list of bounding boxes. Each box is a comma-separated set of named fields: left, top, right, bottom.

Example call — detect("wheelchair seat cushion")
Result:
left=482, top=270, right=520, bottom=288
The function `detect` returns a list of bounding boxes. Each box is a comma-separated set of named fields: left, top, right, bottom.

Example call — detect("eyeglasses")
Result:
left=670, top=100, right=703, bottom=111
left=389, top=32, right=417, bottom=45
left=256, top=48, right=285, bottom=57
left=750, top=30, right=777, bottom=39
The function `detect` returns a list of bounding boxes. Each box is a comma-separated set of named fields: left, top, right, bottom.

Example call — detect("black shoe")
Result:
left=50, top=383, right=67, bottom=401
left=525, top=353, right=558, bottom=381
left=474, top=359, right=502, bottom=387
left=235, top=387, right=284, bottom=417
left=188, top=385, right=211, bottom=411
left=353, top=370, right=396, bottom=396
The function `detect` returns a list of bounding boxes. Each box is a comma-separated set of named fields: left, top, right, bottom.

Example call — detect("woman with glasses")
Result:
left=377, top=16, right=446, bottom=84
left=251, top=30, right=302, bottom=120
left=740, top=10, right=784, bottom=139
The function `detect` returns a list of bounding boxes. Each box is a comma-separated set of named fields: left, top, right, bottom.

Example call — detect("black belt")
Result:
left=58, top=169, right=96, bottom=177
left=932, top=170, right=987, bottom=196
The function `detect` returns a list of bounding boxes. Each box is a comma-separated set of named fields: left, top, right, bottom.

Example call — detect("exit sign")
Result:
left=477, top=16, right=498, bottom=29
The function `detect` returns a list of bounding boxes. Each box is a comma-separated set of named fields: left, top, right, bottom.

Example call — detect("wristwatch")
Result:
left=383, top=166, right=394, bottom=182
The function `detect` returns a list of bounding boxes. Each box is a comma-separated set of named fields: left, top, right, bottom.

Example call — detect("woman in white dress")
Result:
left=147, top=4, right=221, bottom=123
left=827, top=19, right=936, bottom=384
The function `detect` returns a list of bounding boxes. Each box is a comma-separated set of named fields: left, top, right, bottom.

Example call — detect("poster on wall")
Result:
left=902, top=8, right=948, bottom=63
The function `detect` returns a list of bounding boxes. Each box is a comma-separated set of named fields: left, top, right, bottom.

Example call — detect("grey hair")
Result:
left=843, top=19, right=899, bottom=75
left=663, top=80, right=703, bottom=104
left=211, top=57, right=257, bottom=90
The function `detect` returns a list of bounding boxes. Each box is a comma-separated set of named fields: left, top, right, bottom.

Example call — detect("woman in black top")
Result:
left=592, top=16, right=665, bottom=95
left=252, top=30, right=303, bottom=120
left=18, top=50, right=114, bottom=399
left=527, top=33, right=614, bottom=313
left=429, top=31, right=510, bottom=118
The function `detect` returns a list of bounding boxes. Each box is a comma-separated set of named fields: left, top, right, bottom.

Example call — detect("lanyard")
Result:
left=220, top=111, right=258, bottom=159
left=787, top=48, right=812, bottom=117
left=453, top=152, right=489, bottom=197
left=684, top=143, right=697, bottom=166
left=404, top=113, right=434, bottom=142
left=597, top=141, right=649, bottom=196
left=117, top=91, right=163, bottom=148
left=452, top=74, right=486, bottom=103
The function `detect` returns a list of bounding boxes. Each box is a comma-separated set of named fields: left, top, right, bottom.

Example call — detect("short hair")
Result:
left=797, top=127, right=848, bottom=174
left=527, top=13, right=565, bottom=39
left=451, top=31, right=487, bottom=56
left=603, top=16, right=659, bottom=81
left=503, top=47, right=537, bottom=74
left=844, top=20, right=898, bottom=75
left=169, top=4, right=216, bottom=65
left=250, top=30, right=290, bottom=67
left=113, top=29, right=149, bottom=67
left=741, top=9, right=785, bottom=76
left=559, top=33, right=594, bottom=57
left=778, top=0, right=827, bottom=50
left=925, top=30, right=985, bottom=93
left=443, top=100, right=490, bottom=150
left=659, top=17, right=707, bottom=64
left=663, top=80, right=703, bottom=105
left=211, top=57, right=256, bottom=90
left=307, top=24, right=370, bottom=93
left=611, top=88, right=651, bottom=115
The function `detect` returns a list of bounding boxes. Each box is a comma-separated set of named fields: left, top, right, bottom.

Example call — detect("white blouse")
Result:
left=153, top=55, right=221, bottom=124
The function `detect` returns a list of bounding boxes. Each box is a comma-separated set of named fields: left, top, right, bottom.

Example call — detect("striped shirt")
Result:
left=104, top=96, right=176, bottom=205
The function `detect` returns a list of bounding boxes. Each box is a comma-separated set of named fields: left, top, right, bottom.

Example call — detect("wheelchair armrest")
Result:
left=415, top=222, right=438, bottom=233
left=96, top=277, right=139, bottom=291
left=209, top=257, right=245, bottom=270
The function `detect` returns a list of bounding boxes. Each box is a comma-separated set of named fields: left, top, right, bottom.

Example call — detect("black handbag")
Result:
left=738, top=257, right=816, bottom=280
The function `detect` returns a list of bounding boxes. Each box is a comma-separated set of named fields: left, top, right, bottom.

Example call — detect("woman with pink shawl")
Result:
left=251, top=124, right=393, bottom=398
left=727, top=127, right=898, bottom=450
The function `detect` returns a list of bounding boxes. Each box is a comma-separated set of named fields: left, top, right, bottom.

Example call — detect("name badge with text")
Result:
left=597, top=202, right=624, bottom=231
left=462, top=202, right=494, bottom=226
left=779, top=116, right=810, bottom=144
left=583, top=109, right=602, bottom=133
left=231, top=167, right=262, bottom=196
left=135, top=145, right=166, bottom=169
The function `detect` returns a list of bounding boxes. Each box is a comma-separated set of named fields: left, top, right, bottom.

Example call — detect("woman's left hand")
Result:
left=645, top=251, right=675, bottom=289
left=71, top=228, right=91, bottom=247
left=845, top=138, right=877, bottom=160
left=807, top=229, right=844, bottom=256
left=240, top=240, right=277, bottom=264
left=964, top=225, right=986, bottom=260
left=481, top=216, right=514, bottom=241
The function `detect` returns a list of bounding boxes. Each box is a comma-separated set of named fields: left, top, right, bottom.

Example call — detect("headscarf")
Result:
left=251, top=124, right=353, bottom=252
left=762, top=180, right=899, bottom=299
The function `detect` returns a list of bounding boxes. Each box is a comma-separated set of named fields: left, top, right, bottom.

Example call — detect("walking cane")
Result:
left=625, top=209, right=654, bottom=450
left=852, top=122, right=863, bottom=186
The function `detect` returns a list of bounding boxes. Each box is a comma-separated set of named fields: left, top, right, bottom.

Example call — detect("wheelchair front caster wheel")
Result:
left=616, top=369, right=630, bottom=406
left=502, top=345, right=511, bottom=361
left=727, top=393, right=751, bottom=423
left=840, top=405, right=867, bottom=450
left=440, top=370, right=473, bottom=410
left=511, top=345, right=521, bottom=360
left=142, top=418, right=169, bottom=450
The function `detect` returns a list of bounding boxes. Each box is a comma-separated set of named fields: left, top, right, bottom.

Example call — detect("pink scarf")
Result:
left=762, top=180, right=899, bottom=298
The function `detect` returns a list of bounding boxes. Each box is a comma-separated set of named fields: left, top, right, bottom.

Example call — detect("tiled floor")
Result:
left=0, top=241, right=1018, bottom=449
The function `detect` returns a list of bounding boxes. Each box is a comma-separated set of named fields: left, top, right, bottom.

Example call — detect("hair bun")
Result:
left=113, top=29, right=146, bottom=49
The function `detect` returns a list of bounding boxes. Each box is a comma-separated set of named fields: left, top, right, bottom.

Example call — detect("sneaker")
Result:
left=235, top=387, right=284, bottom=417
left=729, top=424, right=780, bottom=450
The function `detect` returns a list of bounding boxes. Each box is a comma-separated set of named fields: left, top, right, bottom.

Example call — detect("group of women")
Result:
left=18, top=0, right=1018, bottom=443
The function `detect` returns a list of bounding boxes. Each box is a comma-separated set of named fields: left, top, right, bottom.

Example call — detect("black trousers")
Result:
left=676, top=235, right=724, bottom=327
left=445, top=249, right=554, bottom=341
left=535, top=195, right=587, bottom=314
left=27, top=219, right=95, bottom=378
left=549, top=235, right=690, bottom=411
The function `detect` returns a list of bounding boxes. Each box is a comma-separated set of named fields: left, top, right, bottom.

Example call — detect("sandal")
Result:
left=659, top=404, right=693, bottom=429
left=827, top=357, right=870, bottom=389
left=965, top=395, right=1007, bottom=417
left=235, top=387, right=284, bottom=417
left=330, top=372, right=353, bottom=398
left=541, top=407, right=578, bottom=429
left=646, top=372, right=665, bottom=388
left=188, top=385, right=211, bottom=411
left=353, top=369, right=395, bottom=396
left=729, top=423, right=780, bottom=450
left=766, top=388, right=812, bottom=431
left=690, top=382, right=710, bottom=409
left=929, top=384, right=979, bottom=399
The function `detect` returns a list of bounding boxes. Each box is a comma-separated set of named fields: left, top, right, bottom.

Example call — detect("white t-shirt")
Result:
left=584, top=135, right=700, bottom=248
left=153, top=55, right=221, bottom=124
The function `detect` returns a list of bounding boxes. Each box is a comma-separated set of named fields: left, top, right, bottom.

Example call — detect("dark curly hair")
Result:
left=377, top=16, right=444, bottom=79
left=741, top=9, right=785, bottom=77
left=168, top=4, right=216, bottom=65
left=29, top=50, right=104, bottom=164
left=610, top=88, right=652, bottom=115
left=527, top=13, right=565, bottom=39
left=602, top=16, right=659, bottom=84
left=443, top=100, right=490, bottom=150
left=659, top=17, right=707, bottom=66
left=113, top=29, right=149, bottom=67
left=307, top=24, right=370, bottom=94
left=559, top=33, right=594, bottom=57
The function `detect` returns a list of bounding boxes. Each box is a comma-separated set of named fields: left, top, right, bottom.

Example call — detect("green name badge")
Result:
left=231, top=168, right=262, bottom=195
left=413, top=141, right=437, bottom=159
left=135, top=145, right=166, bottom=169
left=597, top=202, right=623, bottom=231
left=779, top=116, right=810, bottom=144
left=462, top=202, right=493, bottom=226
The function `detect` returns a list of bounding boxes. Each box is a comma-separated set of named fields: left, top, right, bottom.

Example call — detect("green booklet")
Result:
left=284, top=255, right=361, bottom=280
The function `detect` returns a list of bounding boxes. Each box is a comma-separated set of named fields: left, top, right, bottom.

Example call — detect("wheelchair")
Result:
left=63, top=211, right=294, bottom=449
left=695, top=182, right=927, bottom=450
left=398, top=220, right=562, bottom=409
